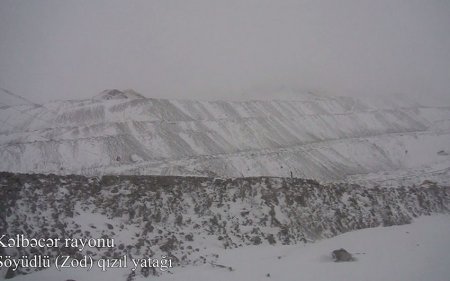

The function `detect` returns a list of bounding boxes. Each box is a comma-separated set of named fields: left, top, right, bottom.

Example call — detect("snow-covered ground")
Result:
left=6, top=215, right=450, bottom=281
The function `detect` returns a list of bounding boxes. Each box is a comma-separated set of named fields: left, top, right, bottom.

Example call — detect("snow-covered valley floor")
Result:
left=6, top=215, right=450, bottom=281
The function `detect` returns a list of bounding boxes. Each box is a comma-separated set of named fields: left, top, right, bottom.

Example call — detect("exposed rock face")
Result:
left=332, top=248, right=353, bottom=262
left=1, top=172, right=449, bottom=277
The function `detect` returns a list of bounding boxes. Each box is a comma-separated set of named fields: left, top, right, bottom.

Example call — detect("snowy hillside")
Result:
left=13, top=216, right=450, bottom=281
left=10, top=215, right=448, bottom=281
left=0, top=90, right=449, bottom=186
left=1, top=172, right=449, bottom=279
left=154, top=215, right=450, bottom=281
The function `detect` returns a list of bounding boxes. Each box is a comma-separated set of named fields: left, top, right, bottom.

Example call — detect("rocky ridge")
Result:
left=1, top=172, right=449, bottom=278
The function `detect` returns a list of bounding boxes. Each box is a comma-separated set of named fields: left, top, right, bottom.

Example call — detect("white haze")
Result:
left=0, top=0, right=449, bottom=105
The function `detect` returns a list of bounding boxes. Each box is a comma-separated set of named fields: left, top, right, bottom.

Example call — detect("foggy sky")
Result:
left=1, top=0, right=449, bottom=104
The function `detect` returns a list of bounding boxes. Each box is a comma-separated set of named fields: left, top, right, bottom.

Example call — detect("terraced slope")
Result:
left=0, top=90, right=449, bottom=185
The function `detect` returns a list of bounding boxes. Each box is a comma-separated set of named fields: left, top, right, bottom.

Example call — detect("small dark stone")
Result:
left=332, top=248, right=353, bottom=262
left=185, top=234, right=194, bottom=241
left=5, top=267, right=16, bottom=279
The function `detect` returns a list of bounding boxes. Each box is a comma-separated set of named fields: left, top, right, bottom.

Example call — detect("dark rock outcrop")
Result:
left=332, top=248, right=353, bottom=262
left=0, top=172, right=449, bottom=277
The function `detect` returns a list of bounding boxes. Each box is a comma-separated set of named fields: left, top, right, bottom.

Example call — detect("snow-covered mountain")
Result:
left=0, top=89, right=449, bottom=186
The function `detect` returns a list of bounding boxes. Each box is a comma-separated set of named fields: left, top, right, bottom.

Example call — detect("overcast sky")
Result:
left=1, top=0, right=449, bottom=104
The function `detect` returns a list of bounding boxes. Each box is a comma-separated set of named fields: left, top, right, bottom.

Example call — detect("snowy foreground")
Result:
left=7, top=215, right=450, bottom=281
